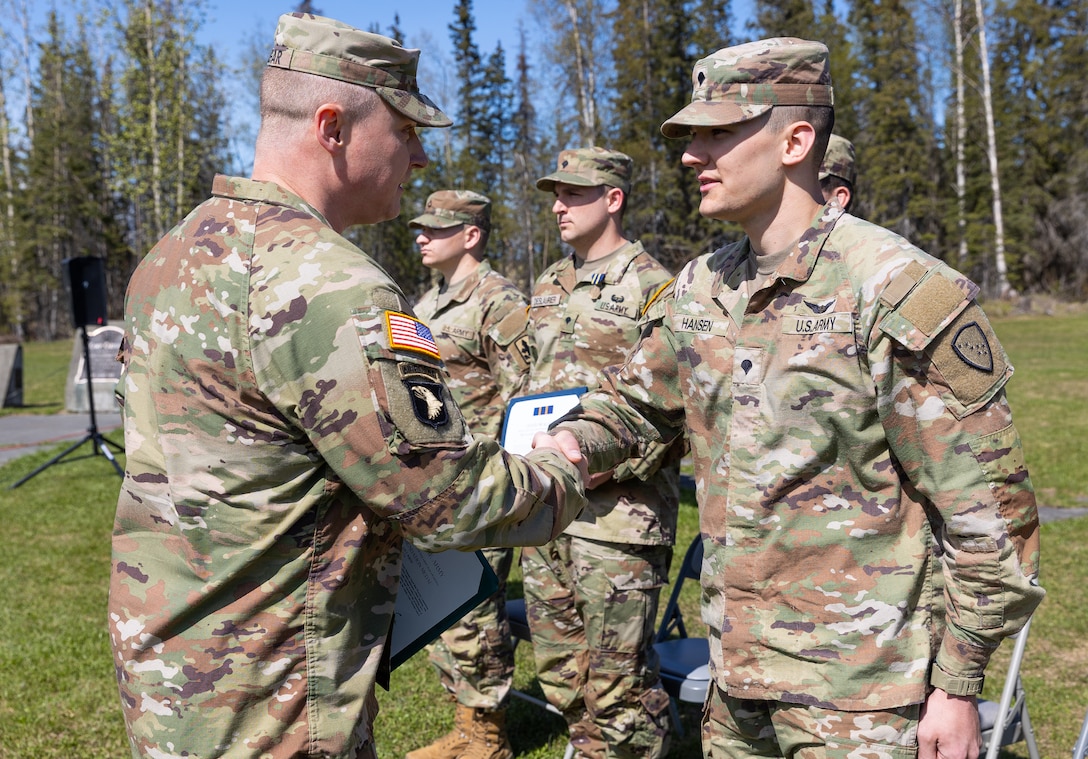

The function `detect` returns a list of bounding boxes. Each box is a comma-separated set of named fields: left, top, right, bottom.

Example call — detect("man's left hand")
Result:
left=917, top=687, right=981, bottom=759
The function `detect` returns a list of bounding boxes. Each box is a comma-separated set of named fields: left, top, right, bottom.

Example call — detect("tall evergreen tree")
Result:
left=813, top=0, right=860, bottom=142
left=992, top=0, right=1088, bottom=297
left=96, top=52, right=139, bottom=316
left=74, top=22, right=130, bottom=322
left=448, top=0, right=486, bottom=187
left=689, top=0, right=736, bottom=54
left=21, top=12, right=110, bottom=338
left=479, top=43, right=512, bottom=196
left=752, top=0, right=817, bottom=37
left=505, top=25, right=551, bottom=291
left=1039, top=0, right=1088, bottom=297
left=848, top=0, right=941, bottom=250
left=0, top=49, right=26, bottom=338
left=608, top=0, right=715, bottom=272
left=477, top=42, right=517, bottom=278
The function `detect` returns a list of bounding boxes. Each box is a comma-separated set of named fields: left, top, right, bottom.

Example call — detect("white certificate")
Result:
left=500, top=387, right=587, bottom=455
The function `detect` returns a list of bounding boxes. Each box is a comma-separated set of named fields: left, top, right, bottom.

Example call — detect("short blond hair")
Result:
left=256, top=67, right=379, bottom=144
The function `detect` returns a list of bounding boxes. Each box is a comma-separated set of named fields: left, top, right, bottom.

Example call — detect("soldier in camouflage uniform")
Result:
left=819, top=134, right=857, bottom=212
left=522, top=147, right=682, bottom=758
left=536, top=38, right=1044, bottom=759
left=108, top=14, right=588, bottom=759
left=405, top=190, right=533, bottom=759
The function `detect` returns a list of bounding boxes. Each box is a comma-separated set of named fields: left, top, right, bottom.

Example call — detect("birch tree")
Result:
left=973, top=0, right=1011, bottom=297
left=111, top=0, right=214, bottom=256
left=532, top=0, right=606, bottom=146
left=949, top=0, right=969, bottom=268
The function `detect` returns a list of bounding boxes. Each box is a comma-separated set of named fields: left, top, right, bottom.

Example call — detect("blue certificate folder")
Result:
left=500, top=387, right=588, bottom=456
left=390, top=543, right=499, bottom=670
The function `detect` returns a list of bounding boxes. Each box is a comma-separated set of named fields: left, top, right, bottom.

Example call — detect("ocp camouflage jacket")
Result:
left=109, top=175, right=585, bottom=759
left=528, top=241, right=681, bottom=547
left=560, top=203, right=1044, bottom=709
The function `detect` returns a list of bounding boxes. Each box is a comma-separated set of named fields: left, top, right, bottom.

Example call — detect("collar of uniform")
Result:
left=573, top=239, right=645, bottom=287
left=212, top=174, right=332, bottom=229
left=707, top=202, right=845, bottom=301
left=775, top=202, right=845, bottom=285
left=708, top=241, right=753, bottom=300
left=437, top=259, right=490, bottom=311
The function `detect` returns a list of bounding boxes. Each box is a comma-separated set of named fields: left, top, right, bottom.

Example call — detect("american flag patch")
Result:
left=386, top=312, right=441, bottom=359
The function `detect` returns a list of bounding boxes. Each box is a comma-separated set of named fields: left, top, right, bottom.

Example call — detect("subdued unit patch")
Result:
left=951, top=322, right=995, bottom=372
left=512, top=336, right=533, bottom=370
left=929, top=303, right=1007, bottom=411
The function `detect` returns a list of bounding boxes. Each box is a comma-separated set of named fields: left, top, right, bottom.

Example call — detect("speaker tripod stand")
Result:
left=9, top=325, right=124, bottom=489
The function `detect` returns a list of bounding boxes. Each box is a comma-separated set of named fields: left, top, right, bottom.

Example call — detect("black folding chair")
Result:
left=653, top=534, right=711, bottom=705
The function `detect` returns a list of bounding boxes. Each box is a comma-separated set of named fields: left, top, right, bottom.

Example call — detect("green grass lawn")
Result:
left=1, top=311, right=1086, bottom=758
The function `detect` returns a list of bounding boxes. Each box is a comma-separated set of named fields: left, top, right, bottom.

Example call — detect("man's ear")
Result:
left=605, top=186, right=625, bottom=214
left=782, top=120, right=817, bottom=168
left=463, top=225, right=483, bottom=252
left=832, top=185, right=852, bottom=210
left=315, top=103, right=345, bottom=154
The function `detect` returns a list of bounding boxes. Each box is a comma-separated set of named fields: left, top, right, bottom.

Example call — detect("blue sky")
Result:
left=20, top=1, right=536, bottom=170
left=205, top=1, right=532, bottom=71
left=206, top=1, right=538, bottom=169
left=20, top=0, right=764, bottom=170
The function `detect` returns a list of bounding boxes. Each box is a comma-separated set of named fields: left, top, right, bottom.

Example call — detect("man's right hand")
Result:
left=532, top=430, right=589, bottom=484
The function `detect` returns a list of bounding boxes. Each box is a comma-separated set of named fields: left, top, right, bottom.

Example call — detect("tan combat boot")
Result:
left=459, top=707, right=513, bottom=759
left=405, top=702, right=473, bottom=759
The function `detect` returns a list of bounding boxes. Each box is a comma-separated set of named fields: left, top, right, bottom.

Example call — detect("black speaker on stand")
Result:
left=10, top=257, right=124, bottom=488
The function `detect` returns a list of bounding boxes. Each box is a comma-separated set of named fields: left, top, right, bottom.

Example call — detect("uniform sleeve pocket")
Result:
left=945, top=536, right=1004, bottom=631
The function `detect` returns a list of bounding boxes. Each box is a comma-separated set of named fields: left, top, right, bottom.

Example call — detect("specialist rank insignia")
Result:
left=951, top=321, right=994, bottom=372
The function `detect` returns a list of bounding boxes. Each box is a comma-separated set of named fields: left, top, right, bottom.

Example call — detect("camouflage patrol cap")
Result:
left=661, top=37, right=834, bottom=139
left=536, top=147, right=632, bottom=194
left=267, top=13, right=451, bottom=128
left=819, top=133, right=856, bottom=186
left=408, top=190, right=492, bottom=231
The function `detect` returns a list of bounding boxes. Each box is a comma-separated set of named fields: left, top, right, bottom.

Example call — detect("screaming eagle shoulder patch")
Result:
left=400, top=364, right=450, bottom=429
